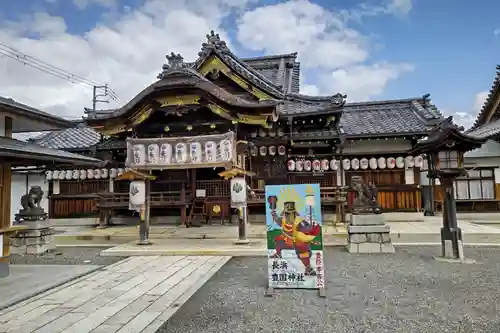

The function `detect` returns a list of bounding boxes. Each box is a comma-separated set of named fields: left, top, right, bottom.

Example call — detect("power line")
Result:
left=0, top=41, right=121, bottom=103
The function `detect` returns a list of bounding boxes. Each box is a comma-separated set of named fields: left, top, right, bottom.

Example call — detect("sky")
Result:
left=0, top=0, right=499, bottom=129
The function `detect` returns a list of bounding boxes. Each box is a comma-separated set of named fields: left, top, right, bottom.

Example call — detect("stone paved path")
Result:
left=0, top=256, right=230, bottom=333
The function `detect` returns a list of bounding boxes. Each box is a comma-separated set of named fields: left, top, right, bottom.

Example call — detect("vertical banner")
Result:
left=265, top=184, right=325, bottom=289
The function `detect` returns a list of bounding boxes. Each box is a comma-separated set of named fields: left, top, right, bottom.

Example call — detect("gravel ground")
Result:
left=9, top=247, right=127, bottom=266
left=160, top=246, right=500, bottom=333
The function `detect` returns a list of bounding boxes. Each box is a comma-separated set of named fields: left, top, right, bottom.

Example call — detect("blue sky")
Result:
left=1, top=0, right=499, bottom=127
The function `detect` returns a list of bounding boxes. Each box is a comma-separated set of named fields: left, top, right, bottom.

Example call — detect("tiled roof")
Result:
left=0, top=136, right=101, bottom=165
left=467, top=118, right=500, bottom=139
left=32, top=124, right=101, bottom=150
left=340, top=98, right=442, bottom=137
left=470, top=65, right=500, bottom=130
left=0, top=96, right=73, bottom=128
left=241, top=53, right=300, bottom=94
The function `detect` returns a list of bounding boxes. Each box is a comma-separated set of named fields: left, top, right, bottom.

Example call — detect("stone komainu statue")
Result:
left=351, top=176, right=382, bottom=214
left=15, top=186, right=47, bottom=222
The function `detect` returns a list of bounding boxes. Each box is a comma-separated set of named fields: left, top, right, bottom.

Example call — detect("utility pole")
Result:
left=92, top=84, right=109, bottom=110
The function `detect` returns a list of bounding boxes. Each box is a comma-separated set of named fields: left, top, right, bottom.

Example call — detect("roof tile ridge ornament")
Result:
left=157, top=52, right=186, bottom=79
left=198, top=30, right=230, bottom=58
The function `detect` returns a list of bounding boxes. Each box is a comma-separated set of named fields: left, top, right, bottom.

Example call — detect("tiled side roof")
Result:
left=470, top=65, right=500, bottom=130
left=0, top=96, right=73, bottom=127
left=467, top=118, right=500, bottom=139
left=0, top=136, right=101, bottom=164
left=33, top=125, right=101, bottom=150
left=340, top=98, right=442, bottom=137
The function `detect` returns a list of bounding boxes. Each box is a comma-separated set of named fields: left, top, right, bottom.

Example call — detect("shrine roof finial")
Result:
left=157, top=52, right=185, bottom=79
left=330, top=93, right=347, bottom=107
left=198, top=30, right=229, bottom=57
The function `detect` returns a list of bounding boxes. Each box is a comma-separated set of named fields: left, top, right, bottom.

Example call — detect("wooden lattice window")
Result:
left=59, top=180, right=108, bottom=194
left=196, top=180, right=230, bottom=197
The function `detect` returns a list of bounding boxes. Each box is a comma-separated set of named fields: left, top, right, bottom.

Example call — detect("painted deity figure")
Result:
left=269, top=200, right=321, bottom=276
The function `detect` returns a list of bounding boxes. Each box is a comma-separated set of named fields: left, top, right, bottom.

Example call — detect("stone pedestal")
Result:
left=10, top=220, right=56, bottom=255
left=346, top=214, right=395, bottom=253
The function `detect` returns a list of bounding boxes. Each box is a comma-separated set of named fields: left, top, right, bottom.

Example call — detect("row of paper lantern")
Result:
left=287, top=156, right=424, bottom=172
left=249, top=145, right=287, bottom=157
left=45, top=168, right=126, bottom=181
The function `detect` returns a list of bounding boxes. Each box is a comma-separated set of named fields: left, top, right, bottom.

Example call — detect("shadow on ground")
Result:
left=159, top=246, right=500, bottom=333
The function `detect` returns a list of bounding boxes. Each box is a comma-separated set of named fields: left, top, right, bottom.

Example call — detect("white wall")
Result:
left=10, top=172, right=49, bottom=225
left=343, top=139, right=412, bottom=154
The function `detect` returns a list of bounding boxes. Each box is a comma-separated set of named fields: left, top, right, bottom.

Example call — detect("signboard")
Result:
left=230, top=177, right=247, bottom=208
left=126, top=132, right=235, bottom=170
left=129, top=181, right=146, bottom=212
left=265, top=184, right=325, bottom=290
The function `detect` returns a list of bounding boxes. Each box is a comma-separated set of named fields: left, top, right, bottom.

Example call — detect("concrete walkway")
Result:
left=0, top=256, right=230, bottom=333
left=0, top=265, right=101, bottom=311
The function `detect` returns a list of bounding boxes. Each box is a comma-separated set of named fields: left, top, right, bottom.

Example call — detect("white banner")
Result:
left=126, top=131, right=236, bottom=169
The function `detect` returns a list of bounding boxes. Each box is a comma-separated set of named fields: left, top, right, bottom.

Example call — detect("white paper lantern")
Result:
left=109, top=168, right=117, bottom=178
left=405, top=156, right=415, bottom=168
left=269, top=146, right=276, bottom=156
left=321, top=159, right=329, bottom=171
left=377, top=157, right=386, bottom=169
left=259, top=146, right=267, bottom=156
left=94, top=169, right=101, bottom=179
left=360, top=158, right=369, bottom=170
left=351, top=158, right=360, bottom=170
left=52, top=170, right=59, bottom=179
left=387, top=157, right=396, bottom=169
left=160, top=143, right=172, bottom=164
left=278, top=145, right=286, bottom=156
left=129, top=181, right=146, bottom=211
left=296, top=160, right=304, bottom=172
left=147, top=144, right=159, bottom=164
left=101, top=169, right=108, bottom=178
left=59, top=171, right=66, bottom=180
left=395, top=157, right=405, bottom=168
left=45, top=170, right=53, bottom=180
left=287, top=160, right=296, bottom=171
left=312, top=160, right=321, bottom=171
left=330, top=159, right=339, bottom=171
left=132, top=144, right=146, bottom=165
left=205, top=141, right=217, bottom=162
left=304, top=160, right=312, bottom=171
left=414, top=155, right=423, bottom=168
left=219, top=139, right=232, bottom=161
left=72, top=170, right=79, bottom=180
left=174, top=143, right=188, bottom=163
left=189, top=142, right=202, bottom=163
left=369, top=158, right=378, bottom=169
left=87, top=169, right=94, bottom=179
left=343, top=159, right=351, bottom=170
left=230, top=178, right=247, bottom=205
left=79, top=169, right=87, bottom=180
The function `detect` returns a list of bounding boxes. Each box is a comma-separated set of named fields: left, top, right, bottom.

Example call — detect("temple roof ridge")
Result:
left=470, top=64, right=500, bottom=130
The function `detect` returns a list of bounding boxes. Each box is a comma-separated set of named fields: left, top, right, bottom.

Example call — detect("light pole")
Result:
left=408, top=117, right=485, bottom=261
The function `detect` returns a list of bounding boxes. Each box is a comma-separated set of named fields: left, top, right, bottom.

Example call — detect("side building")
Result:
left=33, top=31, right=444, bottom=222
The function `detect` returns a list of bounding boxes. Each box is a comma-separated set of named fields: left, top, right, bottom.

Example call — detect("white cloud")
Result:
left=0, top=0, right=413, bottom=120
left=237, top=0, right=414, bottom=99
left=324, top=62, right=415, bottom=101
left=494, top=28, right=500, bottom=36
left=73, top=0, right=117, bottom=10
left=473, top=91, right=489, bottom=113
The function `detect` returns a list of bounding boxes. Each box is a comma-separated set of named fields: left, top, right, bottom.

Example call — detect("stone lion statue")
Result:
left=15, top=186, right=47, bottom=221
left=351, top=176, right=382, bottom=215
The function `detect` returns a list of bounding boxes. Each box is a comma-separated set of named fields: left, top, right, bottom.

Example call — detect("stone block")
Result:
left=357, top=242, right=383, bottom=253
left=347, top=224, right=390, bottom=234
left=346, top=243, right=359, bottom=253
left=381, top=233, right=391, bottom=243
left=380, top=243, right=396, bottom=253
left=349, top=214, right=386, bottom=226
left=348, top=234, right=366, bottom=243
left=366, top=233, right=382, bottom=243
